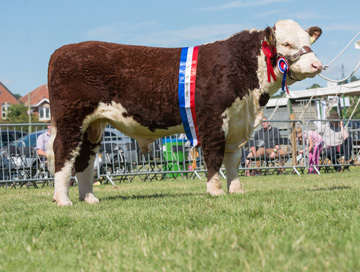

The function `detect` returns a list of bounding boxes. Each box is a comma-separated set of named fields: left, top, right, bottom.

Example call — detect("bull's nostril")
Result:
left=312, top=62, right=322, bottom=70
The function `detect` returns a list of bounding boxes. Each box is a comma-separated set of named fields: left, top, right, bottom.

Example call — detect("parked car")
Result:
left=99, top=127, right=138, bottom=173
left=0, top=130, right=28, bottom=147
left=1, top=126, right=138, bottom=175
left=1, top=129, right=46, bottom=169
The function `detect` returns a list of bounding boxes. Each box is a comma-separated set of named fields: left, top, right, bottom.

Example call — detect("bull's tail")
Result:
left=47, top=121, right=57, bottom=175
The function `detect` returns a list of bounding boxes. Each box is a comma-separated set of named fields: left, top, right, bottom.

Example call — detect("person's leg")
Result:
left=277, top=148, right=286, bottom=168
left=308, top=150, right=315, bottom=173
left=325, top=146, right=341, bottom=172
left=312, top=144, right=322, bottom=173
left=341, top=137, right=353, bottom=161
left=255, top=148, right=265, bottom=168
left=245, top=152, right=253, bottom=176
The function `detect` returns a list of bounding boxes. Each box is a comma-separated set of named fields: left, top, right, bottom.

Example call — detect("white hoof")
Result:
left=81, top=193, right=100, bottom=204
left=207, top=183, right=226, bottom=196
left=229, top=188, right=244, bottom=194
left=57, top=199, right=73, bottom=207
left=53, top=194, right=73, bottom=207
left=207, top=174, right=225, bottom=196
left=229, top=180, right=244, bottom=194
left=207, top=189, right=226, bottom=196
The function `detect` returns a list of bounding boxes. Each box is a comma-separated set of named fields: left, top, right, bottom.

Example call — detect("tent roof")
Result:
left=286, top=80, right=360, bottom=99
left=266, top=97, right=289, bottom=107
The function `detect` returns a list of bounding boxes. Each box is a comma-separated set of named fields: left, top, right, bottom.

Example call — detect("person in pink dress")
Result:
left=296, top=127, right=323, bottom=174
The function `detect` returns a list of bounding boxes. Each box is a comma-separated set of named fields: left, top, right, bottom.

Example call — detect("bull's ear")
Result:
left=264, top=26, right=276, bottom=47
left=306, top=26, right=322, bottom=44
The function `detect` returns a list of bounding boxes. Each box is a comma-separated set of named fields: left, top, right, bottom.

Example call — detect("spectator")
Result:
left=296, top=127, right=322, bottom=174
left=36, top=126, right=51, bottom=160
left=320, top=112, right=353, bottom=172
left=37, top=125, right=77, bottom=185
left=241, top=148, right=253, bottom=177
left=306, top=26, right=322, bottom=44
left=250, top=116, right=287, bottom=175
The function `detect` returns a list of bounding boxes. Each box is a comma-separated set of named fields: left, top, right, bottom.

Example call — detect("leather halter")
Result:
left=277, top=46, right=313, bottom=64
left=275, top=46, right=313, bottom=80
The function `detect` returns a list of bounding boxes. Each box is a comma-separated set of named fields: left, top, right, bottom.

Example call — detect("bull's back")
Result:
left=48, top=41, right=185, bottom=131
left=49, top=41, right=181, bottom=99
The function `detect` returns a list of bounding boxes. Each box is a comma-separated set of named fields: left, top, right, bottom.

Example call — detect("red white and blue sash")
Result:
left=178, top=46, right=200, bottom=147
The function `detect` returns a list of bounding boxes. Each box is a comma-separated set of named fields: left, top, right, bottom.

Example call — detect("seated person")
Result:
left=240, top=147, right=253, bottom=177
left=250, top=116, right=287, bottom=175
left=320, top=112, right=353, bottom=172
left=296, top=127, right=322, bottom=174
left=36, top=126, right=51, bottom=161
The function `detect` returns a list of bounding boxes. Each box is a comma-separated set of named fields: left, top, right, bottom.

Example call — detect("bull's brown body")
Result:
left=48, top=20, right=322, bottom=206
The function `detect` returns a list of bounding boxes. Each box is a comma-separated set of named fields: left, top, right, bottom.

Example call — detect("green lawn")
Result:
left=1, top=169, right=360, bottom=272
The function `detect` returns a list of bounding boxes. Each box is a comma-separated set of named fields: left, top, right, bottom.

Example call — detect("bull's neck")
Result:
left=226, top=29, right=282, bottom=97
left=258, top=49, right=283, bottom=97
left=258, top=62, right=283, bottom=97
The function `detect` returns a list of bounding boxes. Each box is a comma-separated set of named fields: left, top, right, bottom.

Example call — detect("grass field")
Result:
left=1, top=168, right=360, bottom=272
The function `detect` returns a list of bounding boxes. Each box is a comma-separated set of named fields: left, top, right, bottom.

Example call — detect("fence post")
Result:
left=290, top=113, right=297, bottom=166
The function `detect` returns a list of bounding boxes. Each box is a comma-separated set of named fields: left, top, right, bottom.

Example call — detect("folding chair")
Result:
left=99, top=142, right=128, bottom=184
left=31, top=147, right=52, bottom=187
left=6, top=145, right=37, bottom=188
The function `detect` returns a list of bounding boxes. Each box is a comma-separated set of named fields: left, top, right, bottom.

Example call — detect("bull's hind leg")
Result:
left=223, top=149, right=244, bottom=194
left=52, top=128, right=82, bottom=207
left=53, top=159, right=76, bottom=207
left=75, top=134, right=100, bottom=204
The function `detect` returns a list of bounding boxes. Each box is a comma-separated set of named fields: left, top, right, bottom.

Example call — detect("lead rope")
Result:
left=347, top=97, right=360, bottom=122
left=298, top=93, right=315, bottom=122
left=318, top=31, right=360, bottom=83
left=268, top=92, right=286, bottom=120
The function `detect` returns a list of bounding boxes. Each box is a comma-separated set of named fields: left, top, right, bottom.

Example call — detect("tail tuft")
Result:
left=47, top=123, right=57, bottom=175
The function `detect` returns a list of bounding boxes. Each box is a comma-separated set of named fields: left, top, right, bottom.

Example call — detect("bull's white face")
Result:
left=274, top=19, right=322, bottom=82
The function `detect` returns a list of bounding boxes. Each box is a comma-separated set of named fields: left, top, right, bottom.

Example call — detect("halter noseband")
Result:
left=277, top=46, right=313, bottom=64
left=276, top=46, right=313, bottom=80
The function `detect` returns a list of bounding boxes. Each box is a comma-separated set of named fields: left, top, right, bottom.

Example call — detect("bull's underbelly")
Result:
left=82, top=101, right=184, bottom=150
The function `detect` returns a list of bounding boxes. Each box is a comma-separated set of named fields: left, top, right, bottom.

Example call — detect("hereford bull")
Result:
left=47, top=19, right=322, bottom=206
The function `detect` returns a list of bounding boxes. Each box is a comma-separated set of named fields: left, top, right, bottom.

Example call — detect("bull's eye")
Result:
left=283, top=43, right=292, bottom=49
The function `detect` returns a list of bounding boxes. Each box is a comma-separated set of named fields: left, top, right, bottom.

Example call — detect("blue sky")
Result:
left=1, top=0, right=359, bottom=97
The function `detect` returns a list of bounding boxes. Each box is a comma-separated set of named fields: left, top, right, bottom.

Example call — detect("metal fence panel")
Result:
left=1, top=120, right=358, bottom=188
left=304, top=119, right=360, bottom=174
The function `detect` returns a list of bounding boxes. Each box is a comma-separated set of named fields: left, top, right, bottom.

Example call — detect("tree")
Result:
left=350, top=76, right=359, bottom=82
left=5, top=103, right=38, bottom=123
left=13, top=94, right=22, bottom=100
left=344, top=79, right=360, bottom=119
left=271, top=89, right=285, bottom=98
left=307, top=83, right=321, bottom=89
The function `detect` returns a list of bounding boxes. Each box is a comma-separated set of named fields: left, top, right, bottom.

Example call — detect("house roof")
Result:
left=20, top=84, right=49, bottom=106
left=0, top=81, right=20, bottom=105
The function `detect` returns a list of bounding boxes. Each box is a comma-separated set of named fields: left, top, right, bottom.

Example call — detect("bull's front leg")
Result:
left=202, top=140, right=226, bottom=196
left=223, top=149, right=244, bottom=194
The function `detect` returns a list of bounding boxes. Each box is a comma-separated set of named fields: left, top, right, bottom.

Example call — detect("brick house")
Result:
left=20, top=84, right=51, bottom=122
left=0, top=81, right=20, bottom=121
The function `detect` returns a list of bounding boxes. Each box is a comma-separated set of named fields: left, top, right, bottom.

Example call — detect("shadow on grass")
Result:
left=101, top=192, right=203, bottom=202
left=307, top=185, right=352, bottom=192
